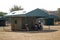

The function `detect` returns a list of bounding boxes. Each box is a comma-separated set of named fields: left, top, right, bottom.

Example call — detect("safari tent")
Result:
left=6, top=8, right=55, bottom=31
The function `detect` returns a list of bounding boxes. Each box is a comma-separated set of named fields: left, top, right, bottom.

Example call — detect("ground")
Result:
left=0, top=25, right=60, bottom=40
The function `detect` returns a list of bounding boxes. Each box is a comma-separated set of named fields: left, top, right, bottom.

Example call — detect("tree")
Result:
left=0, top=12, right=7, bottom=16
left=10, top=5, right=23, bottom=12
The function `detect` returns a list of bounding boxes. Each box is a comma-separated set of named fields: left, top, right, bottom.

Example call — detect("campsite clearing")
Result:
left=0, top=25, right=60, bottom=40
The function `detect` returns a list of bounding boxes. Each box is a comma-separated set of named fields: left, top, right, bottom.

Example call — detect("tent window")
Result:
left=14, top=20, right=17, bottom=24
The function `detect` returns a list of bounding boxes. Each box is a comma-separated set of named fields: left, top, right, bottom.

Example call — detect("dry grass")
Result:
left=0, top=25, right=60, bottom=40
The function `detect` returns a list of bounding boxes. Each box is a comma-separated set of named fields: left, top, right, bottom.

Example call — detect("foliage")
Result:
left=10, top=5, right=23, bottom=12
left=0, top=12, right=7, bottom=16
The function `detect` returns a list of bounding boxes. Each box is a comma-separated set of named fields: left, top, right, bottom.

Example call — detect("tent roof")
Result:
left=26, top=8, right=50, bottom=18
left=6, top=8, right=55, bottom=19
left=5, top=10, right=26, bottom=17
left=50, top=15, right=59, bottom=19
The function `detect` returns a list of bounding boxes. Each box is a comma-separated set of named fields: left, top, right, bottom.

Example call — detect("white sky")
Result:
left=0, top=0, right=60, bottom=13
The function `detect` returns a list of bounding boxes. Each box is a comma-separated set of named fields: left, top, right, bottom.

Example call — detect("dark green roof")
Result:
left=26, top=8, right=50, bottom=18
left=50, top=15, right=59, bottom=19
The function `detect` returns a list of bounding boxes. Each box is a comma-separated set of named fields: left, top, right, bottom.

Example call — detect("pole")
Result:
left=3, top=26, right=5, bottom=31
left=49, top=26, right=50, bottom=30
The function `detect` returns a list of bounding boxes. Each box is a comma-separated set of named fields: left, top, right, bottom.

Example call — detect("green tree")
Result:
left=10, top=5, right=23, bottom=12
left=0, top=12, right=7, bottom=16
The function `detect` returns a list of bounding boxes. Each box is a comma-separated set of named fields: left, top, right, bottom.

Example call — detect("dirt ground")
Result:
left=0, top=25, right=60, bottom=40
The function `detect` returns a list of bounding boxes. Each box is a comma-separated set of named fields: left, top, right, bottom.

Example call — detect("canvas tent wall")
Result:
left=44, top=18, right=54, bottom=25
left=0, top=16, right=6, bottom=26
left=10, top=17, right=23, bottom=31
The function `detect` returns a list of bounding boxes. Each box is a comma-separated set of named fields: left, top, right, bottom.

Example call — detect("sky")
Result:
left=0, top=0, right=60, bottom=13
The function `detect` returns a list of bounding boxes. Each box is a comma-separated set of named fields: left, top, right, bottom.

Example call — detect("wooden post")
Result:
left=3, top=26, right=5, bottom=31
left=49, top=26, right=50, bottom=30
